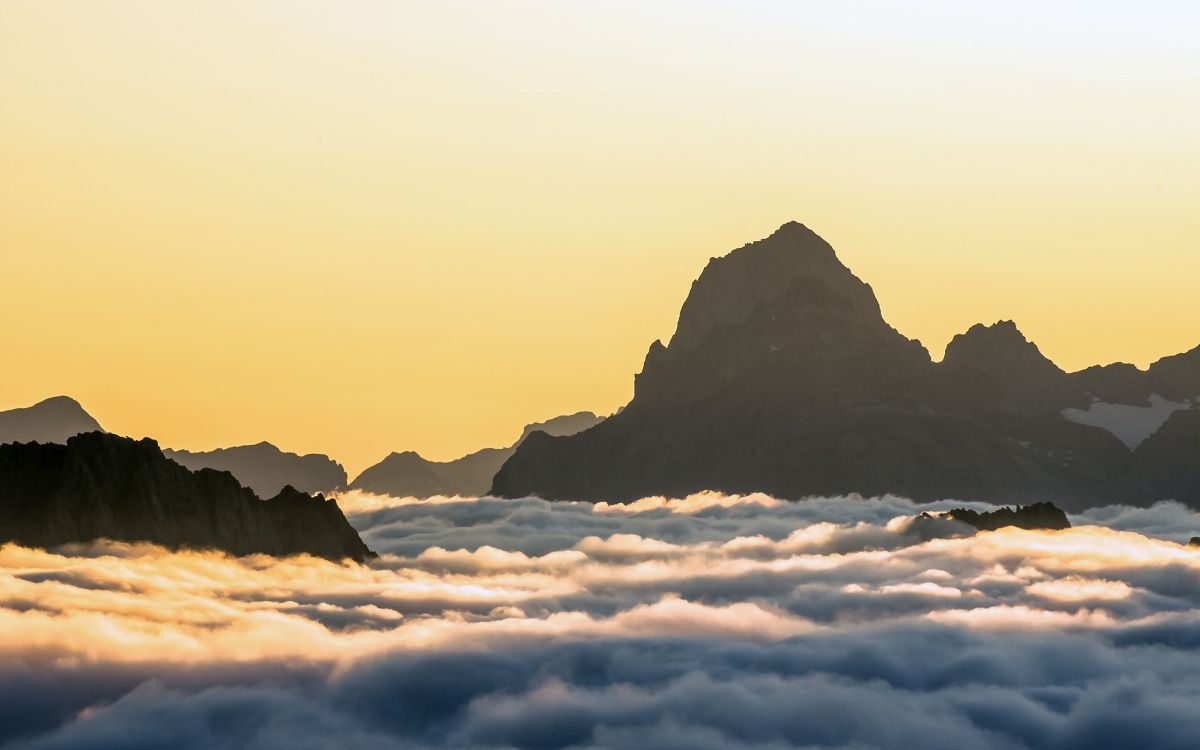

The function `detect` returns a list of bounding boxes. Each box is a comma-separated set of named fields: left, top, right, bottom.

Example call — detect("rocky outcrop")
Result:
left=164, top=442, right=347, bottom=498
left=492, top=222, right=1199, bottom=510
left=0, top=396, right=103, bottom=445
left=907, top=502, right=1071, bottom=538
left=351, top=411, right=603, bottom=498
left=0, top=432, right=372, bottom=561
left=943, top=502, right=1071, bottom=532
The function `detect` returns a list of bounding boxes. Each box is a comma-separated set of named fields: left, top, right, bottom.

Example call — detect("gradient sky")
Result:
left=2, top=1, right=1198, bottom=475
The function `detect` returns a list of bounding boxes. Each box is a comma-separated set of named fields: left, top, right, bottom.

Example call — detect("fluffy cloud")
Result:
left=3, top=491, right=1200, bottom=748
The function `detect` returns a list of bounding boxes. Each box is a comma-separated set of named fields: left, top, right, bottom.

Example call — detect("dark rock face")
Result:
left=164, top=442, right=347, bottom=498
left=0, top=396, right=103, bottom=445
left=351, top=411, right=603, bottom=498
left=1136, top=411, right=1200, bottom=503
left=943, top=502, right=1072, bottom=532
left=1148, top=346, right=1200, bottom=401
left=0, top=433, right=373, bottom=561
left=492, top=222, right=1200, bottom=511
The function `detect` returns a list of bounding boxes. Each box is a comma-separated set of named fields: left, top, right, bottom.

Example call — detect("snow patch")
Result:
left=1062, top=394, right=1191, bottom=450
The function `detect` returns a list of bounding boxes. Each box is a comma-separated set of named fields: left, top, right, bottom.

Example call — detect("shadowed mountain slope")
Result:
left=0, top=432, right=372, bottom=561
left=492, top=222, right=1199, bottom=511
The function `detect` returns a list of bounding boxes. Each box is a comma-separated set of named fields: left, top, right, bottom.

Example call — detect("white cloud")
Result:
left=5, top=490, right=1200, bottom=748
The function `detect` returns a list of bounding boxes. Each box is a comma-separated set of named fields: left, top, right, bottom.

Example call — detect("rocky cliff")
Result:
left=0, top=432, right=372, bottom=561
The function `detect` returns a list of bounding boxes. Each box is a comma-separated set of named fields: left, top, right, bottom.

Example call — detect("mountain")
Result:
left=163, top=442, right=347, bottom=498
left=0, top=396, right=103, bottom=445
left=350, top=411, right=604, bottom=498
left=0, top=432, right=372, bottom=561
left=492, top=222, right=1200, bottom=511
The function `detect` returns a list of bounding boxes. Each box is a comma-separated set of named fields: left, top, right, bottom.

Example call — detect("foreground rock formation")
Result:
left=493, top=222, right=1200, bottom=510
left=0, top=432, right=372, bottom=561
left=351, top=411, right=603, bottom=498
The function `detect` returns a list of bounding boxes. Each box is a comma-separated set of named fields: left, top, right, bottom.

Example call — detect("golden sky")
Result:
left=2, top=1, right=1198, bottom=475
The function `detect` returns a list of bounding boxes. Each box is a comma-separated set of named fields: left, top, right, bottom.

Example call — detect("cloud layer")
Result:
left=4, top=492, right=1200, bottom=749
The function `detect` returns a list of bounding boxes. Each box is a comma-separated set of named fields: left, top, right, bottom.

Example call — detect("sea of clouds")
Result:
left=4, top=491, right=1200, bottom=749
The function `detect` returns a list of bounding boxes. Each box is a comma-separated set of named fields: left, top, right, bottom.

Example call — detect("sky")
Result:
left=2, top=1, right=1198, bottom=475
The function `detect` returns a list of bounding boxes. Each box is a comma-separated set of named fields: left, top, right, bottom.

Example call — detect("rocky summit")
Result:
left=0, top=432, right=373, bottom=561
left=492, top=222, right=1200, bottom=511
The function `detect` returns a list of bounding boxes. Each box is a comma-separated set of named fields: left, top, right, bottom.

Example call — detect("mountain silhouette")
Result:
left=0, top=432, right=372, bottom=561
left=351, top=411, right=603, bottom=498
left=163, top=442, right=347, bottom=498
left=0, top=396, right=103, bottom=445
left=907, top=502, right=1071, bottom=539
left=492, top=222, right=1200, bottom=511
left=943, top=502, right=1072, bottom=532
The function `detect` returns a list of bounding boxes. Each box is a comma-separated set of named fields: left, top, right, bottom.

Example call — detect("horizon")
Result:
left=4, top=217, right=1198, bottom=477
left=4, top=1, right=1199, bottom=473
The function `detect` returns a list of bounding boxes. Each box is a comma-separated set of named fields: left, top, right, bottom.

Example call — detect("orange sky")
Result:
left=2, top=2, right=1198, bottom=475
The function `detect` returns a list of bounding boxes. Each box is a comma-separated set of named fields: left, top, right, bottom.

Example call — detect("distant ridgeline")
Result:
left=0, top=397, right=350, bottom=501
left=163, top=443, right=348, bottom=499
left=0, top=396, right=101, bottom=445
left=492, top=222, right=1200, bottom=511
left=0, top=432, right=372, bottom=561
left=349, top=411, right=604, bottom=498
left=0, top=396, right=604, bottom=503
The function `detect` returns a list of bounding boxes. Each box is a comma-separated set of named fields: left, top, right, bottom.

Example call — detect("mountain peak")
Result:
left=0, top=395, right=103, bottom=446
left=665, top=222, right=871, bottom=353
left=35, top=395, right=85, bottom=409
left=630, top=222, right=927, bottom=404
left=943, top=320, right=1062, bottom=376
left=491, top=223, right=1192, bottom=507
left=772, top=219, right=815, bottom=236
left=940, top=320, right=1067, bottom=413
